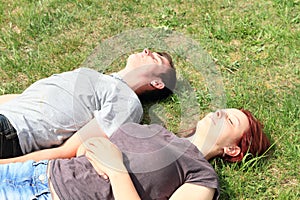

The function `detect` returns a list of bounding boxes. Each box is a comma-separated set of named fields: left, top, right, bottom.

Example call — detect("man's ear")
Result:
left=223, top=146, right=241, bottom=157
left=150, top=80, right=165, bottom=90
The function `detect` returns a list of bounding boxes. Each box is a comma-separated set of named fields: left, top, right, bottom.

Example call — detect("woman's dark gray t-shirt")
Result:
left=50, top=123, right=220, bottom=199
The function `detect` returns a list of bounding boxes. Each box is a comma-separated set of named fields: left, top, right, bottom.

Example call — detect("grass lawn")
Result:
left=0, top=0, right=299, bottom=199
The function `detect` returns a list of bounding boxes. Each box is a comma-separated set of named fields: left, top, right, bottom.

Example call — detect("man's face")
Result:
left=126, top=49, right=171, bottom=70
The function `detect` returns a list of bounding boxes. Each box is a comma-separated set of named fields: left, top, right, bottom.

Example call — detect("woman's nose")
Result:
left=215, top=109, right=223, bottom=118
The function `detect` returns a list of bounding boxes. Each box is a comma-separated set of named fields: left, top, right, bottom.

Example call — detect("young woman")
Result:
left=0, top=109, right=270, bottom=200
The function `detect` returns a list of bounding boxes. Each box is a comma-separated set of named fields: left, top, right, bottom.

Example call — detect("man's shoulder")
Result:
left=74, top=67, right=103, bottom=75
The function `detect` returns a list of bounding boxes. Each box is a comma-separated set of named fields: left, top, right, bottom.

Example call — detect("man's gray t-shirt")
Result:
left=0, top=68, right=142, bottom=153
left=50, top=123, right=220, bottom=199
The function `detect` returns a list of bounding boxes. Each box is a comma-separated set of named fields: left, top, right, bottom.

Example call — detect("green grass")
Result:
left=0, top=0, right=299, bottom=199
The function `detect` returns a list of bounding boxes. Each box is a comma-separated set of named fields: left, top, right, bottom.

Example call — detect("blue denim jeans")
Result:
left=0, top=114, right=23, bottom=158
left=0, top=160, right=52, bottom=200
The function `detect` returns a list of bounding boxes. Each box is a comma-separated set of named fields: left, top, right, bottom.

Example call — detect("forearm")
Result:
left=109, top=170, right=141, bottom=200
left=0, top=94, right=19, bottom=104
left=0, top=119, right=106, bottom=164
left=0, top=146, right=74, bottom=164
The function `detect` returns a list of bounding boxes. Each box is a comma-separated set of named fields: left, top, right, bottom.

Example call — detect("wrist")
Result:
left=107, top=166, right=128, bottom=178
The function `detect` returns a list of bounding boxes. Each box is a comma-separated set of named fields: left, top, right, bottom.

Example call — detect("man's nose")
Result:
left=143, top=48, right=151, bottom=56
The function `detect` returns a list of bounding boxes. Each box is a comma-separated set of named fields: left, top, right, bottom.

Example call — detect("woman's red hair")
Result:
left=223, top=109, right=271, bottom=162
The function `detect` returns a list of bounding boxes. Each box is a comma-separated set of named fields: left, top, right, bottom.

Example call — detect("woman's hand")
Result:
left=84, top=137, right=126, bottom=179
left=84, top=137, right=141, bottom=200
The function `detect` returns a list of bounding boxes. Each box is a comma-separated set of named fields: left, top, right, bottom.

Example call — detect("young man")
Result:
left=0, top=48, right=176, bottom=162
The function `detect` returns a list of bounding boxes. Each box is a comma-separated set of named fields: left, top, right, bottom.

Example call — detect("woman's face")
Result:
left=197, top=109, right=250, bottom=147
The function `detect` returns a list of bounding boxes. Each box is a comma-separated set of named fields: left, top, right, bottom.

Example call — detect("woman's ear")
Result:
left=223, top=146, right=241, bottom=157
left=150, top=80, right=165, bottom=90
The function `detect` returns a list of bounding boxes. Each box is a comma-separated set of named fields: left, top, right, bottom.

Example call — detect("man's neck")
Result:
left=117, top=69, right=149, bottom=95
left=116, top=69, right=127, bottom=78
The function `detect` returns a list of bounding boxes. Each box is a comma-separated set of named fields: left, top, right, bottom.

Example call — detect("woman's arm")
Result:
left=169, top=183, right=215, bottom=200
left=106, top=170, right=141, bottom=200
left=84, top=137, right=141, bottom=200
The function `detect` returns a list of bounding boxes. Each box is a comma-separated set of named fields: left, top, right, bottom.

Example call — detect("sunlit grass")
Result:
left=0, top=0, right=299, bottom=199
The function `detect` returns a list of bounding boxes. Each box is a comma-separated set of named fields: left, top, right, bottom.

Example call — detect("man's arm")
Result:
left=0, top=118, right=107, bottom=164
left=0, top=94, right=19, bottom=104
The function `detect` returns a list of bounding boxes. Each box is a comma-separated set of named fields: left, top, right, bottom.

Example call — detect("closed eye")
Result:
left=224, top=112, right=233, bottom=125
left=153, top=53, right=163, bottom=64
left=228, top=115, right=240, bottom=127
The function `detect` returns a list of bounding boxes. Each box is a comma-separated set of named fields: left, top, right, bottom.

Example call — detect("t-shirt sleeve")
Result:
left=94, top=92, right=143, bottom=138
left=184, top=149, right=220, bottom=200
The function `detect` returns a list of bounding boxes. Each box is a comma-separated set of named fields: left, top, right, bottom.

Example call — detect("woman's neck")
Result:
left=187, top=132, right=221, bottom=160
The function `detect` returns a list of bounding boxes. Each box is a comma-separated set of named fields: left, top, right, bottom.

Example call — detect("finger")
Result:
left=85, top=152, right=108, bottom=177
left=97, top=171, right=109, bottom=180
left=84, top=141, right=101, bottom=154
left=102, top=174, right=109, bottom=180
left=85, top=150, right=98, bottom=161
